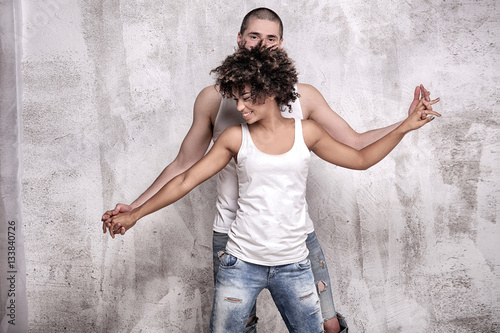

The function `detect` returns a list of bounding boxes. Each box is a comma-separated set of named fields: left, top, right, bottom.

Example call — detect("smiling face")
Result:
left=233, top=85, right=276, bottom=124
left=237, top=18, right=283, bottom=50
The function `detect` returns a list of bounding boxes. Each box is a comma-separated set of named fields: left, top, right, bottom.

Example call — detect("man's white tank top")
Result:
left=225, top=119, right=311, bottom=266
left=212, top=90, right=315, bottom=234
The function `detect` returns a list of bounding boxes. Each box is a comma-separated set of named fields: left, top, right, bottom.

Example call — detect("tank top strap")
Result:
left=239, top=123, right=250, bottom=153
left=293, top=118, right=307, bottom=150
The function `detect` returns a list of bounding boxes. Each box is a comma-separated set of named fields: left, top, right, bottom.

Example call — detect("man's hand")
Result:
left=101, top=203, right=133, bottom=236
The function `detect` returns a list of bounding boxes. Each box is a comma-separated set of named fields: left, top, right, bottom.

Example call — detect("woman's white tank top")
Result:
left=212, top=90, right=315, bottom=234
left=225, top=119, right=311, bottom=266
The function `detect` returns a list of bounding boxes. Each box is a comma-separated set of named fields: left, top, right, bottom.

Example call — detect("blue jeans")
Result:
left=305, top=231, right=338, bottom=322
left=209, top=253, right=323, bottom=333
left=213, top=232, right=258, bottom=332
left=213, top=231, right=339, bottom=324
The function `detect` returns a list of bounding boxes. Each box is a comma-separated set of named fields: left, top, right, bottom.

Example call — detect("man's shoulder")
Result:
left=197, top=84, right=223, bottom=101
left=296, top=83, right=326, bottom=119
left=194, top=85, right=223, bottom=122
left=296, top=83, right=321, bottom=99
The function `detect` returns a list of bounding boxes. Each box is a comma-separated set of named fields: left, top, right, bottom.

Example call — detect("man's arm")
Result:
left=101, top=85, right=222, bottom=232
left=298, top=83, right=437, bottom=150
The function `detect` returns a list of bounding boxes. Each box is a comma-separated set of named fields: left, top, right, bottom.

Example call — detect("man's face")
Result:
left=237, top=18, right=283, bottom=50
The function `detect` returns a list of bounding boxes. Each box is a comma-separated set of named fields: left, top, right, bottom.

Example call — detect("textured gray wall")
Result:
left=19, top=0, right=497, bottom=332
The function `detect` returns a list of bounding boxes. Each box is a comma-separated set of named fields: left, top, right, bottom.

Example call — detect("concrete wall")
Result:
left=19, top=0, right=497, bottom=332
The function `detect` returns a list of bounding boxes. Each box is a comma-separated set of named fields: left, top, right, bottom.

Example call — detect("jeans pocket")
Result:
left=220, top=252, right=238, bottom=268
left=296, top=258, right=311, bottom=270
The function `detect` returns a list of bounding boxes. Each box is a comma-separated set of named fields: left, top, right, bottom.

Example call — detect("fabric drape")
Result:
left=0, top=1, right=28, bottom=332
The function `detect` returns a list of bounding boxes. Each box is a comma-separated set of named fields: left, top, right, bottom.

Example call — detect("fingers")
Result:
left=113, top=223, right=123, bottom=235
left=422, top=99, right=432, bottom=111
left=418, top=97, right=440, bottom=120
left=421, top=109, right=441, bottom=118
left=107, top=218, right=126, bottom=239
left=108, top=217, right=119, bottom=239
left=112, top=203, right=124, bottom=215
left=414, top=85, right=421, bottom=101
left=420, top=84, right=431, bottom=102
left=101, top=208, right=116, bottom=222
left=102, top=216, right=113, bottom=234
left=429, top=97, right=440, bottom=105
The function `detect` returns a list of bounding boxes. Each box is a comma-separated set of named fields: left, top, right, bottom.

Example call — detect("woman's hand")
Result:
left=400, top=97, right=441, bottom=133
left=102, top=203, right=133, bottom=236
left=107, top=211, right=139, bottom=238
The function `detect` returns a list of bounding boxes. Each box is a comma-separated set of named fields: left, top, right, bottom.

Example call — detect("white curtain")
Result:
left=0, top=1, right=28, bottom=332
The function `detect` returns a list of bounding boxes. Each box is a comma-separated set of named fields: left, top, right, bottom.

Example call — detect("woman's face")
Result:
left=233, top=85, right=274, bottom=124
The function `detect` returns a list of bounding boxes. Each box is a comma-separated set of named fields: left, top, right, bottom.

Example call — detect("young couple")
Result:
left=102, top=7, right=440, bottom=333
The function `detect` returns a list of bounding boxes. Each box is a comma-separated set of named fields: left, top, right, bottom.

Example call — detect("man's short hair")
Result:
left=240, top=7, right=284, bottom=39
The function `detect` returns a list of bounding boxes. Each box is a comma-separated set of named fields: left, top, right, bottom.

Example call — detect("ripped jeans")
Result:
left=212, top=231, right=338, bottom=326
left=209, top=252, right=323, bottom=333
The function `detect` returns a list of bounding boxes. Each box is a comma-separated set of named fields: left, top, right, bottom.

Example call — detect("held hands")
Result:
left=101, top=203, right=132, bottom=237
left=105, top=210, right=139, bottom=239
left=400, top=94, right=441, bottom=133
left=408, top=84, right=440, bottom=119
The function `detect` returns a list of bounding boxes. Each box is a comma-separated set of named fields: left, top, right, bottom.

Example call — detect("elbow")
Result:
left=354, top=165, right=370, bottom=171
left=177, top=173, right=193, bottom=192
left=350, top=132, right=366, bottom=150
left=353, top=157, right=372, bottom=171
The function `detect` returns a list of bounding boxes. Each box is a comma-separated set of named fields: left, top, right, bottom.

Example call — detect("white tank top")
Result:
left=212, top=88, right=315, bottom=234
left=225, top=119, right=311, bottom=266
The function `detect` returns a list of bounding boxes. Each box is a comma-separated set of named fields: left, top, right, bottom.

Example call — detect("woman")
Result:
left=107, top=46, right=440, bottom=332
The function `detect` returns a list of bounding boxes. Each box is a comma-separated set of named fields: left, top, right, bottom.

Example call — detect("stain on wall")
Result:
left=18, top=0, right=498, bottom=332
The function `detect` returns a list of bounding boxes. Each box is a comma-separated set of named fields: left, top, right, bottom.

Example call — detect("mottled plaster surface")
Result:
left=17, top=0, right=498, bottom=332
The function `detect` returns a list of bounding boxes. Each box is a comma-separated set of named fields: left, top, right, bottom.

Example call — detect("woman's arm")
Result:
left=299, top=83, right=438, bottom=149
left=107, top=126, right=241, bottom=238
left=305, top=100, right=441, bottom=170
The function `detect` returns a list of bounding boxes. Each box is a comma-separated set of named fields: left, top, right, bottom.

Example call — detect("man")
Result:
left=102, top=7, right=436, bottom=333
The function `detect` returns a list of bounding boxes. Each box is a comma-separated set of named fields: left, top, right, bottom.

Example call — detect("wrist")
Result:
left=396, top=121, right=410, bottom=135
left=130, top=207, right=144, bottom=222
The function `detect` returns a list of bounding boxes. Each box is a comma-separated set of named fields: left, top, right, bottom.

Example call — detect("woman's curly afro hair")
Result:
left=211, top=45, right=299, bottom=112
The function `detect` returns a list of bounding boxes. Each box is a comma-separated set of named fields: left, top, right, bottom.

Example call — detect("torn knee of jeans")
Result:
left=225, top=297, right=242, bottom=303
left=317, top=256, right=325, bottom=269
left=317, top=280, right=327, bottom=293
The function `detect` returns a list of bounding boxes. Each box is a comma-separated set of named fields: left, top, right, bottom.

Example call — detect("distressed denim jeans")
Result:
left=209, top=253, right=323, bottom=333
left=213, top=231, right=258, bottom=332
left=213, top=231, right=341, bottom=324
left=305, top=231, right=337, bottom=322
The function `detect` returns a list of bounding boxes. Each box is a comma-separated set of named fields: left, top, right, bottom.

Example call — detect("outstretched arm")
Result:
left=101, top=86, right=222, bottom=233
left=299, top=83, right=439, bottom=149
left=106, top=126, right=241, bottom=238
left=305, top=98, right=441, bottom=170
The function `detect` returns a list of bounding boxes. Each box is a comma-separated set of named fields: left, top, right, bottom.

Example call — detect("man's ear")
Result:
left=237, top=32, right=243, bottom=45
